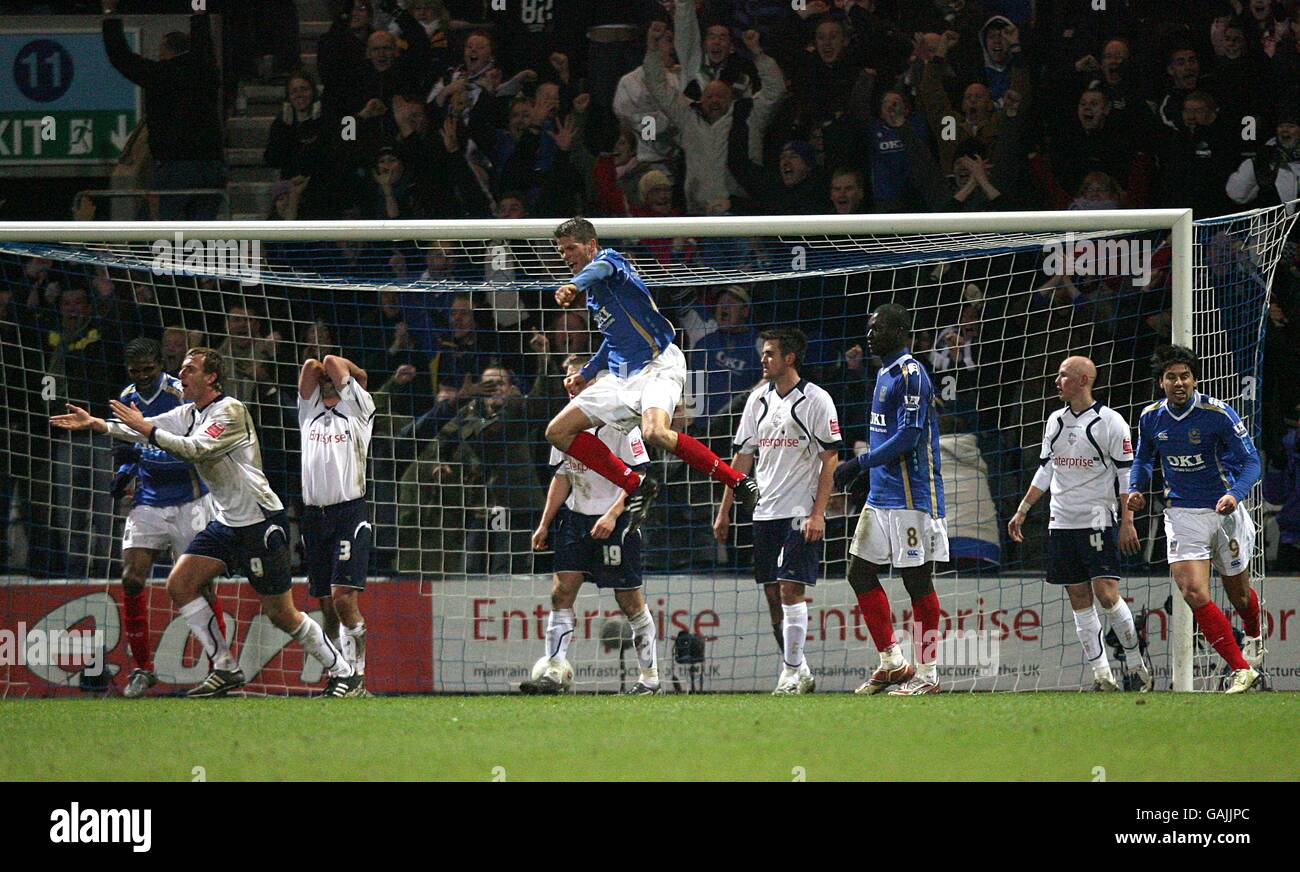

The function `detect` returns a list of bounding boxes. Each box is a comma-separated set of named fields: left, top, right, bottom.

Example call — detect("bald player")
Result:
left=1009, top=356, right=1152, bottom=691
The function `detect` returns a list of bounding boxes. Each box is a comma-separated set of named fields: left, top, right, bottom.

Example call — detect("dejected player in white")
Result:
left=51, top=347, right=358, bottom=698
left=1127, top=345, right=1264, bottom=694
left=112, top=338, right=226, bottom=698
left=1008, top=356, right=1152, bottom=692
left=833, top=304, right=950, bottom=695
left=298, top=354, right=375, bottom=697
left=714, top=328, right=840, bottom=695
left=523, top=354, right=660, bottom=695
left=545, top=217, right=759, bottom=538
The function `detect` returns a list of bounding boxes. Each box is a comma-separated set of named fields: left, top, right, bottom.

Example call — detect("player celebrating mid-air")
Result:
left=1008, top=356, right=1153, bottom=692
left=112, top=338, right=228, bottom=698
left=833, top=304, right=949, bottom=695
left=545, top=217, right=759, bottom=536
left=523, top=354, right=660, bottom=695
left=52, top=347, right=359, bottom=698
left=714, top=328, right=840, bottom=695
left=1127, top=345, right=1263, bottom=693
left=298, top=354, right=375, bottom=696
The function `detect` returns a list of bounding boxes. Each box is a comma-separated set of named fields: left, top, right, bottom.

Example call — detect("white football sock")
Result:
left=342, top=621, right=367, bottom=676
left=1073, top=606, right=1111, bottom=677
left=336, top=631, right=354, bottom=670
left=1100, top=599, right=1141, bottom=664
left=782, top=601, right=808, bottom=670
left=180, top=598, right=237, bottom=672
left=546, top=608, right=575, bottom=663
left=292, top=614, right=354, bottom=678
left=880, top=642, right=904, bottom=668
left=628, top=606, right=659, bottom=686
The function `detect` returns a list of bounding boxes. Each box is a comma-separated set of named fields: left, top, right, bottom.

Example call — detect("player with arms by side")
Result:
left=833, top=304, right=949, bottom=695
left=714, top=328, right=840, bottom=695
left=1008, top=355, right=1152, bottom=692
left=523, top=354, right=660, bottom=695
left=112, top=338, right=229, bottom=698
left=52, top=347, right=359, bottom=698
left=545, top=217, right=759, bottom=536
left=298, top=354, right=375, bottom=696
left=1127, top=345, right=1263, bottom=693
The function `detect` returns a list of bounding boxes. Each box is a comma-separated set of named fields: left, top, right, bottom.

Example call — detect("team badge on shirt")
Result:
left=1189, top=428, right=1200, bottom=444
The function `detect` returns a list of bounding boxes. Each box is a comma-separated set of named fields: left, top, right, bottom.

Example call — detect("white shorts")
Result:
left=572, top=343, right=686, bottom=434
left=123, top=496, right=213, bottom=559
left=849, top=506, right=950, bottom=568
left=1164, top=505, right=1255, bottom=576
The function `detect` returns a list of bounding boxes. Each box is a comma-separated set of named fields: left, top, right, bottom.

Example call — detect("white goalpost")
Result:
left=1, top=204, right=1292, bottom=695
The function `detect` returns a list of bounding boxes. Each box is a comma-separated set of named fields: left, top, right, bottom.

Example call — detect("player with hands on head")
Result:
left=1127, top=345, right=1264, bottom=693
left=714, top=328, right=841, bottom=695
left=546, top=217, right=760, bottom=540
left=1008, top=356, right=1152, bottom=692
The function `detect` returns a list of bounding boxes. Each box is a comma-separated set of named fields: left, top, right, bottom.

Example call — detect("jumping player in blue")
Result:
left=1127, top=345, right=1264, bottom=693
left=545, top=217, right=759, bottom=535
left=832, top=304, right=949, bottom=695
left=111, top=338, right=227, bottom=698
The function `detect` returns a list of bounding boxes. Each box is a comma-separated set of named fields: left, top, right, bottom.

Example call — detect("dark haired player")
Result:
left=1127, top=345, right=1263, bottom=693
left=715, top=328, right=840, bottom=695
left=545, top=217, right=760, bottom=537
left=111, top=338, right=228, bottom=698
left=833, top=304, right=949, bottom=695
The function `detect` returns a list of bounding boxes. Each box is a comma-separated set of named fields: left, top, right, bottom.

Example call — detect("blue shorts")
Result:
left=1046, top=527, right=1121, bottom=586
left=753, top=517, right=821, bottom=587
left=184, top=510, right=292, bottom=596
left=552, top=508, right=642, bottom=589
left=301, top=498, right=372, bottom=598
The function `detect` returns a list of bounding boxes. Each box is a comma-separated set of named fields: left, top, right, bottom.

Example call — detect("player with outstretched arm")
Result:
left=714, top=328, right=840, bottom=695
left=298, top=354, right=375, bottom=697
left=545, top=217, right=759, bottom=537
left=524, top=354, right=659, bottom=695
left=833, top=304, right=949, bottom=695
left=52, top=347, right=359, bottom=698
left=1008, top=355, right=1152, bottom=692
left=111, top=338, right=228, bottom=698
left=1126, top=345, right=1263, bottom=693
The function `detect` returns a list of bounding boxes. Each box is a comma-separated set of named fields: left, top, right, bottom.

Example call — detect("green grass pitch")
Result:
left=2, top=694, right=1296, bottom=781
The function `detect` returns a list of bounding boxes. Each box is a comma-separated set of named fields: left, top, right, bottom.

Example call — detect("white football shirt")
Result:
left=1031, top=401, right=1134, bottom=529
left=298, top=378, right=376, bottom=506
left=549, top=424, right=650, bottom=516
left=106, top=394, right=284, bottom=527
left=734, top=379, right=842, bottom=521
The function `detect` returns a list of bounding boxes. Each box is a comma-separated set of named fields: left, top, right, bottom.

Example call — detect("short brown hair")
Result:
left=186, top=346, right=224, bottom=391
left=553, top=216, right=598, bottom=243
left=760, top=328, right=807, bottom=368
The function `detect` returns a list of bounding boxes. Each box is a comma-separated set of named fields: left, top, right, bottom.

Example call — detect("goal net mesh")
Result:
left=0, top=206, right=1292, bottom=695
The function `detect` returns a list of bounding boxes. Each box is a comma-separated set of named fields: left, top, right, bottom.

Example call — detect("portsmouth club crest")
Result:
left=878, top=384, right=889, bottom=402
left=1189, top=428, right=1201, bottom=444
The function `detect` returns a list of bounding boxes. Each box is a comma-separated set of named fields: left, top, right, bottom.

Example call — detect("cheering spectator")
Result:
left=687, top=285, right=763, bottom=421
left=1037, top=87, right=1153, bottom=207
left=1159, top=91, right=1241, bottom=217
left=161, top=325, right=203, bottom=375
left=613, top=18, right=681, bottom=169
left=829, top=167, right=870, bottom=214
left=390, top=0, right=452, bottom=81
left=317, top=0, right=373, bottom=119
left=216, top=303, right=280, bottom=404
left=674, top=0, right=761, bottom=100
left=264, top=72, right=325, bottom=179
left=102, top=1, right=225, bottom=220
left=1153, top=44, right=1210, bottom=132
left=1226, top=105, right=1300, bottom=208
left=364, top=146, right=425, bottom=218
left=731, top=139, right=830, bottom=214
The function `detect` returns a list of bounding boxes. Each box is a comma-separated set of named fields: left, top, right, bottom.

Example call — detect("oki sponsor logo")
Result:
left=1167, top=453, right=1206, bottom=468
left=50, top=803, right=151, bottom=852
left=870, top=412, right=887, bottom=428
left=0, top=621, right=104, bottom=676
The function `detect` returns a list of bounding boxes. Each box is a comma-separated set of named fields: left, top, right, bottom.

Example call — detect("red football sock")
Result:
left=123, top=590, right=152, bottom=671
left=856, top=586, right=896, bottom=652
left=567, top=431, right=641, bottom=495
left=912, top=592, right=942, bottom=665
left=672, top=432, right=742, bottom=487
left=1193, top=602, right=1249, bottom=671
left=1240, top=588, right=1261, bottom=638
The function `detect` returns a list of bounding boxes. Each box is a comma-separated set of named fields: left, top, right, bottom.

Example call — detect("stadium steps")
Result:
left=227, top=181, right=274, bottom=219
left=226, top=115, right=274, bottom=150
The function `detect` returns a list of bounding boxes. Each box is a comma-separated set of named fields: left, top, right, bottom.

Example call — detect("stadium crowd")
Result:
left=2, top=0, right=1300, bottom=579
